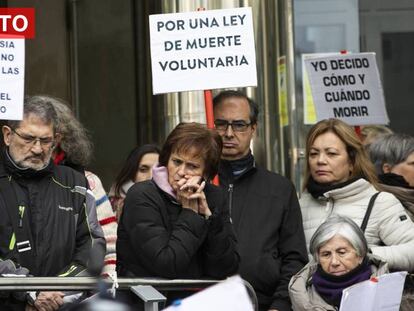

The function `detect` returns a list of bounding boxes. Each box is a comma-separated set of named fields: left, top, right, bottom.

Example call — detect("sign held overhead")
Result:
left=149, top=7, right=257, bottom=94
left=304, top=52, right=389, bottom=125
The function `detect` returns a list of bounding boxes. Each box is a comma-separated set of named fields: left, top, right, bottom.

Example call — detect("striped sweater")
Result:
left=85, top=171, right=117, bottom=276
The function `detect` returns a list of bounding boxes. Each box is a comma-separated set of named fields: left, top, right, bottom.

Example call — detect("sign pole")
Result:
left=203, top=89, right=219, bottom=185
left=197, top=7, right=218, bottom=185
left=204, top=90, right=214, bottom=129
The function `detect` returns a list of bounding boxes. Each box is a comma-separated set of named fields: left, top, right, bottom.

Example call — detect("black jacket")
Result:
left=219, top=160, right=308, bottom=311
left=117, top=180, right=239, bottom=279
left=0, top=155, right=105, bottom=278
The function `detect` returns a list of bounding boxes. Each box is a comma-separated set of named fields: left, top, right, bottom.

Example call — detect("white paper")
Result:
left=149, top=7, right=257, bottom=94
left=303, top=52, right=389, bottom=126
left=340, top=271, right=407, bottom=311
left=162, top=275, right=254, bottom=311
left=0, top=37, right=25, bottom=120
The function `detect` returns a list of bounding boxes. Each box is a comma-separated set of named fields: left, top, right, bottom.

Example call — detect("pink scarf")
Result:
left=152, top=164, right=176, bottom=199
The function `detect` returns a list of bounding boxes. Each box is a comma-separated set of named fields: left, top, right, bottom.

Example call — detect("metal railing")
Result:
left=0, top=277, right=258, bottom=311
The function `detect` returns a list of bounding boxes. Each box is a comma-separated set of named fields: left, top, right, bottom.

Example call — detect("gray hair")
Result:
left=7, top=96, right=58, bottom=132
left=48, top=96, right=93, bottom=167
left=310, top=215, right=368, bottom=262
left=369, top=133, right=414, bottom=175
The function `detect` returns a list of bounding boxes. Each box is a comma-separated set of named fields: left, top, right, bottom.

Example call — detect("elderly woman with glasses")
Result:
left=289, top=215, right=389, bottom=311
left=116, top=123, right=239, bottom=290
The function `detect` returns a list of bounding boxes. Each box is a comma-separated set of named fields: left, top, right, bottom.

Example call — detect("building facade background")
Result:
left=5, top=0, right=414, bottom=189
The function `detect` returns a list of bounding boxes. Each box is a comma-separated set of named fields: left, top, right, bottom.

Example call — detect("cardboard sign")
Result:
left=149, top=7, right=257, bottom=94
left=0, top=37, right=25, bottom=120
left=304, top=52, right=389, bottom=125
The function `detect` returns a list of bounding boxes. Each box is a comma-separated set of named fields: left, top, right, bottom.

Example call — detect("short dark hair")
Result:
left=7, top=95, right=58, bottom=132
left=159, top=123, right=223, bottom=180
left=213, top=90, right=259, bottom=124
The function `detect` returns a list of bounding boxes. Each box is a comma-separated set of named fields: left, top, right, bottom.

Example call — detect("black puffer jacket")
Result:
left=117, top=180, right=239, bottom=279
left=0, top=153, right=105, bottom=277
left=219, top=159, right=308, bottom=311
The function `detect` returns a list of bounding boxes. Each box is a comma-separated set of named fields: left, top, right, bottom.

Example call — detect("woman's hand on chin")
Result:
left=177, top=178, right=211, bottom=217
left=176, top=176, right=200, bottom=213
left=179, top=175, right=203, bottom=191
left=188, top=181, right=211, bottom=218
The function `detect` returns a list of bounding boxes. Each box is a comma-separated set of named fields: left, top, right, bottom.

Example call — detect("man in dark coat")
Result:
left=213, top=90, right=308, bottom=311
left=0, top=96, right=105, bottom=311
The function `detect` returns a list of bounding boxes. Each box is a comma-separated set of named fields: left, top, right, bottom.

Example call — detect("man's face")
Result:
left=2, top=114, right=55, bottom=170
left=214, top=97, right=256, bottom=161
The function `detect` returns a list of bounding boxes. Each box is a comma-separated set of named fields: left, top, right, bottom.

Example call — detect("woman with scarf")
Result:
left=289, top=215, right=389, bottom=310
left=300, top=118, right=414, bottom=272
left=368, top=133, right=414, bottom=220
left=116, top=122, right=239, bottom=305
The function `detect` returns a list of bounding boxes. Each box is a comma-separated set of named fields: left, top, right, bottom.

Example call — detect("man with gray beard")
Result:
left=0, top=96, right=105, bottom=311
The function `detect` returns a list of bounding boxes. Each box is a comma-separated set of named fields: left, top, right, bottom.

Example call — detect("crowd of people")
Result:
left=0, top=91, right=413, bottom=311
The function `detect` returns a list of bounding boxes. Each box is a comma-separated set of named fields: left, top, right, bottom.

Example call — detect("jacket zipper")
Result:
left=228, top=183, right=234, bottom=222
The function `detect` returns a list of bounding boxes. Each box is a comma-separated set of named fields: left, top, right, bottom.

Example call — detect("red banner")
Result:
left=0, top=8, right=35, bottom=39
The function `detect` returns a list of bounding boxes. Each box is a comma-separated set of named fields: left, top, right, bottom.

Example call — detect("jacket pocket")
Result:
left=253, top=253, right=281, bottom=293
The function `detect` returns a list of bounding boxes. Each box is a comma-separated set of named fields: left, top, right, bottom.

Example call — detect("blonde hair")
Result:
left=303, top=119, right=379, bottom=190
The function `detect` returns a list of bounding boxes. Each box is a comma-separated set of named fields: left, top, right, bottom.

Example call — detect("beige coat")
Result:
left=289, top=255, right=389, bottom=311
left=300, top=178, right=414, bottom=271
left=378, top=183, right=414, bottom=221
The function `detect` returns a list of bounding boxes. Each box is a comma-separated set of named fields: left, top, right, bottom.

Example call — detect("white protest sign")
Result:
left=340, top=271, right=407, bottom=311
left=0, top=37, right=25, bottom=120
left=302, top=53, right=339, bottom=125
left=304, top=52, right=389, bottom=125
left=149, top=7, right=257, bottom=94
left=162, top=275, right=254, bottom=311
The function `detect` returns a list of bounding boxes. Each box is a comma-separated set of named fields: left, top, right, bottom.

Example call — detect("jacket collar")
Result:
left=218, top=155, right=256, bottom=184
left=2, top=148, right=54, bottom=180
left=318, top=178, right=372, bottom=200
left=152, top=164, right=177, bottom=200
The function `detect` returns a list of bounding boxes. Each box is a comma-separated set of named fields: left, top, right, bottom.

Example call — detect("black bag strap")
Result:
left=361, top=192, right=381, bottom=233
left=0, top=176, right=34, bottom=261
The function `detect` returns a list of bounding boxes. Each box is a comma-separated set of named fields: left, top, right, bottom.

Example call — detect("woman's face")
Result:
left=309, top=132, right=353, bottom=184
left=386, top=152, right=414, bottom=187
left=167, top=149, right=205, bottom=191
left=318, top=235, right=362, bottom=276
left=134, top=152, right=159, bottom=182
